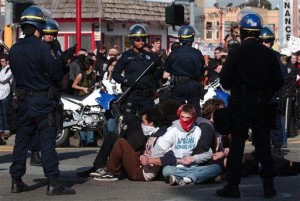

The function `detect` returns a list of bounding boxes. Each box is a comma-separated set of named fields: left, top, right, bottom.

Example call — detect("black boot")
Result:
left=216, top=183, right=240, bottom=198
left=273, top=146, right=283, bottom=158
left=11, top=179, right=29, bottom=193
left=263, top=178, right=276, bottom=198
left=47, top=178, right=76, bottom=195
left=30, top=151, right=42, bottom=166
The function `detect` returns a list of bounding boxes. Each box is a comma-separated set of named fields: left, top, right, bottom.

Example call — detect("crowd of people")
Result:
left=1, top=5, right=300, bottom=199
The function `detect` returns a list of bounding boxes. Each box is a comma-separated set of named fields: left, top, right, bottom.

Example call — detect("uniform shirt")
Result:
left=164, top=44, right=205, bottom=80
left=112, top=49, right=157, bottom=90
left=9, top=35, right=62, bottom=91
left=220, top=38, right=283, bottom=96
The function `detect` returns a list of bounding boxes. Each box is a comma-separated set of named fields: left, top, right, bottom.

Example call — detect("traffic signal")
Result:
left=165, top=4, right=184, bottom=26
left=14, top=2, right=33, bottom=22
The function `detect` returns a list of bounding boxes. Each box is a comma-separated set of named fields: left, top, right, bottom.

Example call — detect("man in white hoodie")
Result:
left=141, top=104, right=221, bottom=186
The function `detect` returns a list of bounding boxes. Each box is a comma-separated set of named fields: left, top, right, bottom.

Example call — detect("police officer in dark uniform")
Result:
left=29, top=18, right=64, bottom=167
left=112, top=24, right=158, bottom=123
left=43, top=19, right=63, bottom=58
left=258, top=26, right=288, bottom=158
left=9, top=6, right=75, bottom=195
left=216, top=13, right=283, bottom=198
left=163, top=25, right=205, bottom=116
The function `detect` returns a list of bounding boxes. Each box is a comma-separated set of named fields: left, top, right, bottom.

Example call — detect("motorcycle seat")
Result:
left=61, top=93, right=91, bottom=101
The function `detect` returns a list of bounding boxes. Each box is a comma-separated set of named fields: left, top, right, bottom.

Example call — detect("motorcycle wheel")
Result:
left=56, top=128, right=70, bottom=147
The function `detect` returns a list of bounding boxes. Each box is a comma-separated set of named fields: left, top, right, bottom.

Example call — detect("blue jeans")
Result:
left=107, top=118, right=116, bottom=133
left=0, top=94, right=11, bottom=132
left=79, top=131, right=94, bottom=144
left=162, top=164, right=222, bottom=184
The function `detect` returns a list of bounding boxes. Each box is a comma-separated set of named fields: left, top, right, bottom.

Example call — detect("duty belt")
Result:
left=26, top=90, right=48, bottom=97
left=173, top=76, right=190, bottom=85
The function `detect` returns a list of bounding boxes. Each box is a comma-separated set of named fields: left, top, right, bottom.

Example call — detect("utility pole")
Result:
left=4, top=1, right=13, bottom=49
left=76, top=0, right=81, bottom=53
left=189, top=0, right=195, bottom=27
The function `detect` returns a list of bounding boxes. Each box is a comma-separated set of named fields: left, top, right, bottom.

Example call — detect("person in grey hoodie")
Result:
left=140, top=104, right=221, bottom=186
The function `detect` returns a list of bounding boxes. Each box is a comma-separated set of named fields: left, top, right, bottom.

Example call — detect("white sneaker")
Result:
left=90, top=168, right=106, bottom=177
left=94, top=171, right=118, bottom=181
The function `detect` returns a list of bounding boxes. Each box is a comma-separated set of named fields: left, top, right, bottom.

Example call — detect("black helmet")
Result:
left=178, top=25, right=195, bottom=44
left=20, top=6, right=46, bottom=33
left=239, top=13, right=263, bottom=41
left=128, top=24, right=148, bottom=39
left=43, top=19, right=59, bottom=35
left=258, top=26, right=275, bottom=44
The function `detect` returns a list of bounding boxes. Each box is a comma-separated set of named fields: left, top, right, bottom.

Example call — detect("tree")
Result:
left=247, top=0, right=272, bottom=10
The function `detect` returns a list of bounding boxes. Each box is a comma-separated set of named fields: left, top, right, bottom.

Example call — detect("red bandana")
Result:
left=177, top=104, right=196, bottom=132
left=179, top=115, right=195, bottom=132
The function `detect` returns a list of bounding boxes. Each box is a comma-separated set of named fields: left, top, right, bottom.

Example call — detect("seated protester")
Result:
left=93, top=108, right=164, bottom=181
left=77, top=99, right=180, bottom=178
left=77, top=110, right=152, bottom=177
left=142, top=104, right=220, bottom=186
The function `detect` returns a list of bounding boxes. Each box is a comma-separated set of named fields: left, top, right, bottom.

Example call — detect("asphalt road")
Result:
left=0, top=137, right=300, bottom=201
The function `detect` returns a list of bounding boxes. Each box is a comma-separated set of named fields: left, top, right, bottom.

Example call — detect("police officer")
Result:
left=9, top=6, right=75, bottom=195
left=163, top=25, right=205, bottom=116
left=112, top=24, right=159, bottom=123
left=259, top=27, right=288, bottom=158
left=43, top=19, right=63, bottom=58
left=29, top=18, right=64, bottom=167
left=216, top=13, right=283, bottom=198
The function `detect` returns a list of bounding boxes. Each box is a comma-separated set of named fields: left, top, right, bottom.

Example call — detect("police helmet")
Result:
left=20, top=6, right=46, bottom=33
left=178, top=25, right=195, bottom=44
left=43, top=19, right=59, bottom=35
left=239, top=13, right=263, bottom=40
left=128, top=24, right=148, bottom=39
left=259, top=27, right=275, bottom=44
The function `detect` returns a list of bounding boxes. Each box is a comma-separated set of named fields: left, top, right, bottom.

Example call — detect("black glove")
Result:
left=123, top=79, right=135, bottom=88
left=60, top=44, right=77, bottom=63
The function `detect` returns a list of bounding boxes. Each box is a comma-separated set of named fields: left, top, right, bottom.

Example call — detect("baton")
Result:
left=0, top=39, right=10, bottom=52
left=284, top=97, right=289, bottom=133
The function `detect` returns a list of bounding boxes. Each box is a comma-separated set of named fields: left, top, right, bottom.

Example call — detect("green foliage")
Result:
left=247, top=0, right=272, bottom=10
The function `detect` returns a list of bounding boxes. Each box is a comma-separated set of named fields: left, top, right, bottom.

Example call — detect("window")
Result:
left=56, top=35, right=65, bottom=51
left=69, top=35, right=91, bottom=51
left=206, top=22, right=213, bottom=39
left=105, top=35, right=123, bottom=52
left=216, top=22, right=220, bottom=39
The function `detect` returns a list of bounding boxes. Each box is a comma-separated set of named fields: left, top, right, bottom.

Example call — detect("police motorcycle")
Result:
left=57, top=83, right=118, bottom=146
left=200, top=78, right=230, bottom=107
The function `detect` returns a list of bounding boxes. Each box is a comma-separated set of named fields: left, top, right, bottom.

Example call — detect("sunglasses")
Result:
left=134, top=38, right=146, bottom=42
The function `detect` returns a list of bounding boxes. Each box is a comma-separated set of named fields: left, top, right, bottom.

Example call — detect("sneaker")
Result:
left=90, top=168, right=106, bottom=177
left=169, top=175, right=186, bottom=186
left=214, top=174, right=226, bottom=183
left=93, top=171, right=118, bottom=181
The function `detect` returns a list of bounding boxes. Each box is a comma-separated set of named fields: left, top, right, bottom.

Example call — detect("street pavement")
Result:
left=0, top=136, right=300, bottom=201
